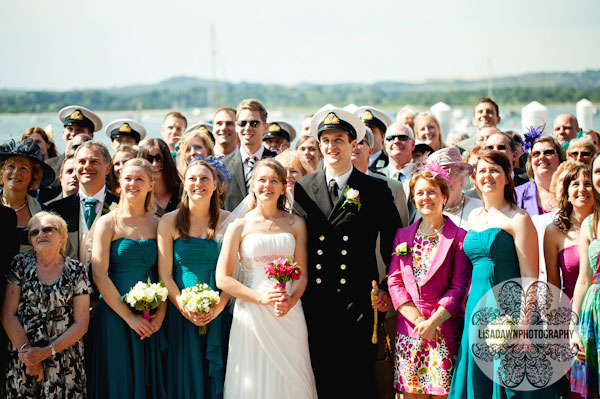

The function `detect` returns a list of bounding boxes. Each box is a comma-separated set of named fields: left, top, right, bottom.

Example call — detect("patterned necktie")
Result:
left=245, top=156, right=257, bottom=189
left=84, top=198, right=99, bottom=229
left=328, top=179, right=339, bottom=206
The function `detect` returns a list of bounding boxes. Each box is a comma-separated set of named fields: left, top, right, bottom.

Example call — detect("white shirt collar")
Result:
left=240, top=146, right=265, bottom=163
left=325, top=165, right=353, bottom=191
left=79, top=186, right=106, bottom=203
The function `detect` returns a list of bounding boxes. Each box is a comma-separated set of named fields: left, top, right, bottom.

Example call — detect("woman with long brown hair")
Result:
left=138, top=138, right=181, bottom=217
left=157, top=158, right=231, bottom=399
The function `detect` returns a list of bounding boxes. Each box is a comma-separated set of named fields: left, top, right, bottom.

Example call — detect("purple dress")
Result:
left=558, top=245, right=579, bottom=300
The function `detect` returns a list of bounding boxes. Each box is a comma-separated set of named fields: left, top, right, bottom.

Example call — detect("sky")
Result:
left=1, top=0, right=599, bottom=90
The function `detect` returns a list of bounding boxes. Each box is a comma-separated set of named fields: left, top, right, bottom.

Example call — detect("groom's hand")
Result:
left=373, top=290, right=392, bottom=312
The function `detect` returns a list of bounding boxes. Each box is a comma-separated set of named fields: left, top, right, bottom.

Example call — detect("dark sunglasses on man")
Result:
left=569, top=151, right=592, bottom=158
left=385, top=135, right=411, bottom=142
left=236, top=120, right=262, bottom=128
left=485, top=144, right=508, bottom=151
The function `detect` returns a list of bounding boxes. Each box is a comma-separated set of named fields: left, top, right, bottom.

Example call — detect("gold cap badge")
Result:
left=69, top=110, right=83, bottom=121
left=119, top=123, right=132, bottom=133
left=324, top=113, right=340, bottom=125
left=360, top=110, right=374, bottom=121
left=198, top=126, right=208, bottom=134
left=269, top=123, right=281, bottom=132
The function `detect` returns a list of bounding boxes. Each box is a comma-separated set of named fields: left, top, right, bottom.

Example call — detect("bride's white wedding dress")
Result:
left=224, top=232, right=318, bottom=399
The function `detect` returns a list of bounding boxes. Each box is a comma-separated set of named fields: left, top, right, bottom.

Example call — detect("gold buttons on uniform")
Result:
left=343, top=235, right=348, bottom=241
left=319, top=235, right=325, bottom=241
left=341, top=250, right=347, bottom=255
left=316, top=264, right=322, bottom=270
left=340, top=279, right=346, bottom=285
left=316, top=278, right=322, bottom=284
left=317, top=249, right=323, bottom=255
left=340, top=264, right=346, bottom=270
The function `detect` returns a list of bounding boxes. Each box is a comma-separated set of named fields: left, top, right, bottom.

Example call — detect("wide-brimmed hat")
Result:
left=427, top=147, right=473, bottom=175
left=0, top=138, right=56, bottom=186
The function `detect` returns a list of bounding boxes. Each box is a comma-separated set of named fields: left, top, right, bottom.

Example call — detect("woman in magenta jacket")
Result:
left=388, top=165, right=472, bottom=398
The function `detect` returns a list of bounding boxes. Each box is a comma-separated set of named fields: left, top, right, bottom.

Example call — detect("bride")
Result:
left=216, top=159, right=317, bottom=399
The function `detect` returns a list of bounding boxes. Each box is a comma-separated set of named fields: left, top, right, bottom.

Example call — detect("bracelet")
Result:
left=19, top=343, right=30, bottom=351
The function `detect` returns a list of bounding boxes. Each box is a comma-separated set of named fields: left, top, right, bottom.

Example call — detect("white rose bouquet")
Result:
left=484, top=314, right=517, bottom=355
left=179, top=283, right=221, bottom=335
left=122, top=277, right=169, bottom=320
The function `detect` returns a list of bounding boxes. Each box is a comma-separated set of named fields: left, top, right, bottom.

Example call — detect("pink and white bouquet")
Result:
left=264, top=257, right=302, bottom=290
left=179, top=283, right=220, bottom=335
left=122, top=278, right=168, bottom=320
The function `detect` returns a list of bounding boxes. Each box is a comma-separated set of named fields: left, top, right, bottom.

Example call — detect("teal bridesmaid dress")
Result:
left=449, top=228, right=556, bottom=399
left=90, top=238, right=167, bottom=399
left=163, top=237, right=224, bottom=399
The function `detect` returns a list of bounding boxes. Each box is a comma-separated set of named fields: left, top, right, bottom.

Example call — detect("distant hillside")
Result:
left=1, top=70, right=599, bottom=113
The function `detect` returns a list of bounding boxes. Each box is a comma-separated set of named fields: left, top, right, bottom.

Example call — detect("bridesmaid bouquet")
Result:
left=483, top=314, right=517, bottom=355
left=122, top=278, right=169, bottom=320
left=179, top=283, right=221, bottom=335
left=264, top=257, right=302, bottom=290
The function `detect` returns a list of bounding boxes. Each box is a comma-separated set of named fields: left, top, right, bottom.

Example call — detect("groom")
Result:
left=294, top=107, right=402, bottom=398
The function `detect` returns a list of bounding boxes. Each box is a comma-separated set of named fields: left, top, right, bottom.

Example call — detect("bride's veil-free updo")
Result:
left=246, top=158, right=291, bottom=212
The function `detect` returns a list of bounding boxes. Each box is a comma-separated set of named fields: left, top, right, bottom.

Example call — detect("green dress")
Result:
left=570, top=215, right=600, bottom=396
left=89, top=238, right=167, bottom=399
left=449, top=228, right=557, bottom=399
left=163, top=237, right=224, bottom=399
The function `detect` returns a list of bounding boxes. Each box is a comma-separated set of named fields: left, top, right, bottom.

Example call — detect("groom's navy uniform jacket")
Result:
left=294, top=167, right=401, bottom=398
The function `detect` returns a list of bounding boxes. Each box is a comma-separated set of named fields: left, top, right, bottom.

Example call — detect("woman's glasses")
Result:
left=531, top=149, right=556, bottom=158
left=30, top=226, right=57, bottom=236
left=146, top=154, right=162, bottom=163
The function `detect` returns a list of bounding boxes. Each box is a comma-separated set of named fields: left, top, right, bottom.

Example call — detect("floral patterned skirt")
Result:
left=394, top=333, right=455, bottom=395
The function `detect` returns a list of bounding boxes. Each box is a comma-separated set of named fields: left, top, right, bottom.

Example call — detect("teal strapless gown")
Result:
left=90, top=238, right=167, bottom=399
left=163, top=237, right=224, bottom=399
left=449, top=228, right=553, bottom=399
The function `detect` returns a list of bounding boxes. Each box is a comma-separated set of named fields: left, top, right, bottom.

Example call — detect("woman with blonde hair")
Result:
left=217, top=158, right=317, bottom=398
left=414, top=112, right=443, bottom=152
left=90, top=158, right=167, bottom=398
left=176, top=130, right=215, bottom=177
left=275, top=150, right=313, bottom=196
left=158, top=158, right=231, bottom=398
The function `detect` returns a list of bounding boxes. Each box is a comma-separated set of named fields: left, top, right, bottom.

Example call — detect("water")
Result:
left=0, top=104, right=597, bottom=153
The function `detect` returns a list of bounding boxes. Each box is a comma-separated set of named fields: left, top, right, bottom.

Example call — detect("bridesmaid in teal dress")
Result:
left=449, top=151, right=541, bottom=399
left=570, top=153, right=600, bottom=397
left=158, top=158, right=231, bottom=399
left=90, top=158, right=167, bottom=399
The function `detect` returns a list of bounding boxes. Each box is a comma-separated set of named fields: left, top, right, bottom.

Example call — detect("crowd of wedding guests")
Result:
left=0, top=96, right=600, bottom=399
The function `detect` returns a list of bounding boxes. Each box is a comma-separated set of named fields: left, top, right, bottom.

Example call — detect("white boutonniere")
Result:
left=102, top=202, right=118, bottom=215
left=392, top=242, right=412, bottom=257
left=340, top=186, right=361, bottom=211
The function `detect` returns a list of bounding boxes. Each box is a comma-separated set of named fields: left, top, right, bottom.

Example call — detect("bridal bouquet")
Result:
left=264, top=257, right=302, bottom=289
left=180, top=283, right=221, bottom=335
left=122, top=278, right=169, bottom=320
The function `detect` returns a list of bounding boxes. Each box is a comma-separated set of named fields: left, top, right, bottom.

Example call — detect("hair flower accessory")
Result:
left=522, top=124, right=545, bottom=154
left=190, top=155, right=231, bottom=183
left=418, top=159, right=450, bottom=183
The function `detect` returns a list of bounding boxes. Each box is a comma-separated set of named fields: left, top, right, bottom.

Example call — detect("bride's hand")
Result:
left=258, top=289, right=286, bottom=306
left=274, top=294, right=298, bottom=317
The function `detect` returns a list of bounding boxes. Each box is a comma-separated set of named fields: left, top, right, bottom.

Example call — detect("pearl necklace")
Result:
left=444, top=195, right=465, bottom=213
left=2, top=196, right=27, bottom=213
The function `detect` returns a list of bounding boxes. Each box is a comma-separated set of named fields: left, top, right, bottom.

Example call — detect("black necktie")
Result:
left=329, top=179, right=339, bottom=206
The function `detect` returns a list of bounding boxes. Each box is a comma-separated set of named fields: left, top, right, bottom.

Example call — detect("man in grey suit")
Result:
left=223, top=99, right=276, bottom=211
